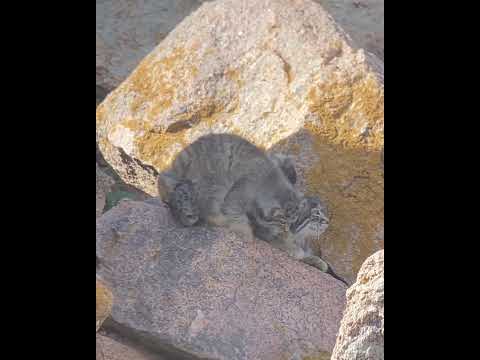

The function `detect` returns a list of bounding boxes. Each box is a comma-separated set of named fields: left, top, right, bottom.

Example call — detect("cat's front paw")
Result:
left=172, top=180, right=200, bottom=226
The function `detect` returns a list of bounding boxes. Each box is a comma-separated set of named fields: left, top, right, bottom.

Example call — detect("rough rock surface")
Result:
left=331, top=250, right=384, bottom=360
left=96, top=0, right=207, bottom=91
left=96, top=0, right=383, bottom=91
left=96, top=163, right=116, bottom=219
left=96, top=199, right=347, bottom=360
left=96, top=278, right=114, bottom=332
left=96, top=0, right=384, bottom=282
left=96, top=333, right=161, bottom=360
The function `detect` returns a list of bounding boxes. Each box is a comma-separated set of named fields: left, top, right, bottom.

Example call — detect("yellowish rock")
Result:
left=96, top=279, right=113, bottom=332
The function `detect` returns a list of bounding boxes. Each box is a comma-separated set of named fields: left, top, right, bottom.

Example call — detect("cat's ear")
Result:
left=157, top=171, right=180, bottom=199
left=269, top=153, right=297, bottom=185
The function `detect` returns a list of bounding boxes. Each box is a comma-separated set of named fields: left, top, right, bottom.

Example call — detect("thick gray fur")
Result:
left=157, top=134, right=347, bottom=286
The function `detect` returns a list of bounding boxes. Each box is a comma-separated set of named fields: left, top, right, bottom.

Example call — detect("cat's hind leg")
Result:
left=204, top=190, right=254, bottom=240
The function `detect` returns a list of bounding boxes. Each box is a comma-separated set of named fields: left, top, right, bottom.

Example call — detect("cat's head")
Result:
left=248, top=196, right=329, bottom=243
left=289, top=196, right=330, bottom=252
left=290, top=196, right=329, bottom=236
left=248, top=171, right=328, bottom=242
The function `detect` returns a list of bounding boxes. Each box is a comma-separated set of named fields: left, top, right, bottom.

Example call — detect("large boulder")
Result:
left=96, top=0, right=206, bottom=91
left=96, top=0, right=384, bottom=282
left=331, top=250, right=384, bottom=360
left=96, top=199, right=347, bottom=360
left=96, top=0, right=383, bottom=92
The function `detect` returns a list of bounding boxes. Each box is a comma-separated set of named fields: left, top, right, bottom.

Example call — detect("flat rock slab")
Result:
left=96, top=333, right=161, bottom=360
left=96, top=199, right=347, bottom=360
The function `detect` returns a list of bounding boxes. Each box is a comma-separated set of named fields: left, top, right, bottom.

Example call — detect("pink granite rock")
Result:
left=331, top=250, right=384, bottom=360
left=96, top=199, right=347, bottom=359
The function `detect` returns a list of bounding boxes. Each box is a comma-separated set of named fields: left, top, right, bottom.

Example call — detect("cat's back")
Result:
left=171, top=134, right=268, bottom=180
